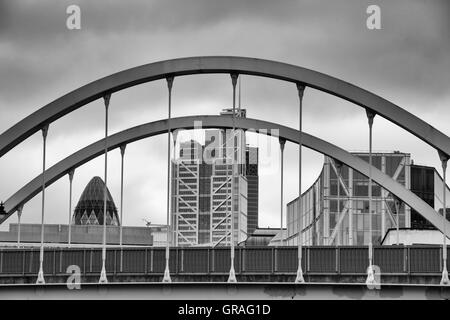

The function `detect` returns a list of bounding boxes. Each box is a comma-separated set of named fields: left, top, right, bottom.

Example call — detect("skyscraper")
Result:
left=73, top=176, right=120, bottom=226
left=171, top=109, right=258, bottom=246
left=246, top=146, right=259, bottom=235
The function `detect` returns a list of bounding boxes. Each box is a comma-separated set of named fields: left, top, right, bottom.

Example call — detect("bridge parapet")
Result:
left=0, top=246, right=446, bottom=285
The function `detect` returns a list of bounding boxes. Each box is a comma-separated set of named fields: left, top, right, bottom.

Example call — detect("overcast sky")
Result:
left=0, top=0, right=449, bottom=231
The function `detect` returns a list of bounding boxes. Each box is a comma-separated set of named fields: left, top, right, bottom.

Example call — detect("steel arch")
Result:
left=3, top=115, right=450, bottom=237
left=0, top=56, right=449, bottom=159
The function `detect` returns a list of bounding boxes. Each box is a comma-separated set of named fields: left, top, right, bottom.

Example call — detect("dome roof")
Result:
left=73, top=176, right=120, bottom=226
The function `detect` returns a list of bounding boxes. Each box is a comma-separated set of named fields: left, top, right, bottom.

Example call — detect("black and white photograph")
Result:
left=0, top=0, right=449, bottom=309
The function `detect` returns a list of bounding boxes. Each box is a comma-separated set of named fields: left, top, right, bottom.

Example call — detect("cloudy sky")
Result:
left=0, top=0, right=449, bottom=231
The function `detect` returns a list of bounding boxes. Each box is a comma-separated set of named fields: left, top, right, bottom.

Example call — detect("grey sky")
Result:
left=0, top=0, right=449, bottom=230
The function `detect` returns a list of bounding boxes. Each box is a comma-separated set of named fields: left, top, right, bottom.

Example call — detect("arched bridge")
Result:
left=0, top=56, right=449, bottom=289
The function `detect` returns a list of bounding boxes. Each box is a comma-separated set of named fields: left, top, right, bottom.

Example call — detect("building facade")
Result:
left=283, top=152, right=450, bottom=247
left=246, top=147, right=259, bottom=235
left=171, top=109, right=257, bottom=246
left=284, top=152, right=411, bottom=246
left=73, top=176, right=120, bottom=226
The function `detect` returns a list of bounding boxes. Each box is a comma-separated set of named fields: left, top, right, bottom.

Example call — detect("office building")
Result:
left=281, top=152, right=450, bottom=246
left=171, top=109, right=258, bottom=246
left=73, top=176, right=120, bottom=226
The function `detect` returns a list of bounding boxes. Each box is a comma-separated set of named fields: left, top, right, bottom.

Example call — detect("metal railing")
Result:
left=0, top=245, right=446, bottom=278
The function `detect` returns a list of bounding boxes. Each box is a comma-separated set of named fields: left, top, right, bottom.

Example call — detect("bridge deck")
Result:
left=0, top=282, right=449, bottom=300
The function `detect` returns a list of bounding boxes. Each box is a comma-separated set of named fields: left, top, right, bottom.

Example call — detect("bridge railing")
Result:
left=0, top=246, right=446, bottom=279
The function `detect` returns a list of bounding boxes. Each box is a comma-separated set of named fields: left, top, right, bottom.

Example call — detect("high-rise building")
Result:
left=73, top=176, right=120, bottom=226
left=284, top=152, right=410, bottom=246
left=281, top=152, right=450, bottom=247
left=171, top=109, right=258, bottom=246
left=246, top=146, right=259, bottom=235
left=219, top=108, right=259, bottom=236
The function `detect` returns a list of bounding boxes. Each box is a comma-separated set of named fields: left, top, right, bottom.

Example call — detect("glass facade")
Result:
left=73, top=176, right=120, bottom=226
left=246, top=147, right=259, bottom=235
left=285, top=152, right=411, bottom=246
left=410, top=165, right=435, bottom=229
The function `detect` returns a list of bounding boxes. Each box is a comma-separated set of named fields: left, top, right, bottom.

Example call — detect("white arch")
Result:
left=0, top=56, right=449, bottom=159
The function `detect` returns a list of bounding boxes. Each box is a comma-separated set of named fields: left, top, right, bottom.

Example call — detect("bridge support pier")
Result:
left=68, top=169, right=74, bottom=247
left=99, top=93, right=111, bottom=285
left=365, top=109, right=377, bottom=286
left=16, top=204, right=23, bottom=248
left=227, top=73, right=239, bottom=284
left=163, top=76, right=174, bottom=283
left=37, top=124, right=49, bottom=285
left=439, top=152, right=449, bottom=285
left=295, top=83, right=305, bottom=284
left=335, top=160, right=344, bottom=245
left=279, top=138, right=286, bottom=246
left=119, top=145, right=126, bottom=272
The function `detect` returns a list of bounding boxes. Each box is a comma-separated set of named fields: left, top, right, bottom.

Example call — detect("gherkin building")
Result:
left=73, top=176, right=120, bottom=226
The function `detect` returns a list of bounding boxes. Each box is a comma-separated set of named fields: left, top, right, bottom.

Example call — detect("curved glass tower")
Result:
left=73, top=176, right=120, bottom=226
